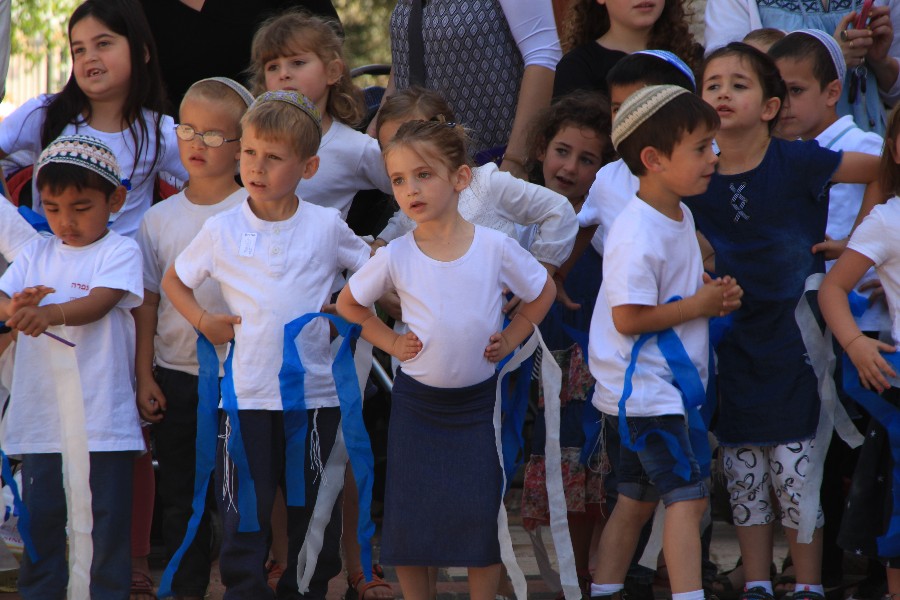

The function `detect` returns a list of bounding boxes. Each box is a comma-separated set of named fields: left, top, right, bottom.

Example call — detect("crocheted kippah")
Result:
left=194, top=77, right=255, bottom=107
left=633, top=49, right=697, bottom=89
left=253, top=90, right=322, bottom=135
left=612, top=85, right=691, bottom=150
left=792, top=28, right=847, bottom=85
left=36, top=134, right=122, bottom=188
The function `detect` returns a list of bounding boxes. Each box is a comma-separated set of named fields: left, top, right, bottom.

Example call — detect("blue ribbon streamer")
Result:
left=281, top=313, right=376, bottom=582
left=848, top=291, right=869, bottom=319
left=617, top=297, right=711, bottom=481
left=842, top=351, right=900, bottom=557
left=500, top=355, right=532, bottom=489
left=158, top=335, right=222, bottom=598
left=0, top=451, right=36, bottom=562
left=16, top=206, right=50, bottom=234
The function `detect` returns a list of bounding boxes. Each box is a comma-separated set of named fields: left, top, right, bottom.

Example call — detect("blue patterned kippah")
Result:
left=36, top=134, right=122, bottom=188
left=194, top=77, right=255, bottom=107
left=633, top=50, right=696, bottom=89
left=253, top=90, right=322, bottom=134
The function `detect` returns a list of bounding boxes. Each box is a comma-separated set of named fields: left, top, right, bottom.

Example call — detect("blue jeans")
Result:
left=19, top=451, right=134, bottom=600
left=609, top=413, right=708, bottom=506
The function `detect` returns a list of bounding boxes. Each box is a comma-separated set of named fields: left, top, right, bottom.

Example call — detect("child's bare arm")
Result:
left=162, top=265, right=240, bottom=346
left=133, top=291, right=166, bottom=422
left=6, top=287, right=127, bottom=336
left=611, top=274, right=743, bottom=336
left=337, top=285, right=422, bottom=361
left=0, top=285, right=54, bottom=320
left=852, top=178, right=890, bottom=231
left=820, top=249, right=896, bottom=391
left=485, top=275, right=556, bottom=362
left=831, top=151, right=881, bottom=184
left=554, top=225, right=598, bottom=310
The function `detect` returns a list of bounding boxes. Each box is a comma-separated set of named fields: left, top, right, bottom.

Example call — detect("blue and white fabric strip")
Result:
left=842, top=351, right=900, bottom=556
left=794, top=274, right=864, bottom=543
left=500, top=354, right=532, bottom=488
left=282, top=313, right=376, bottom=585
left=617, top=297, right=710, bottom=482
left=496, top=325, right=580, bottom=600
left=220, top=342, right=259, bottom=532
left=159, top=334, right=222, bottom=598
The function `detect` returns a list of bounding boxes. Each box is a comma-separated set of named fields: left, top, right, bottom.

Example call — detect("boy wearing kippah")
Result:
left=588, top=86, right=742, bottom=600
left=0, top=135, right=144, bottom=598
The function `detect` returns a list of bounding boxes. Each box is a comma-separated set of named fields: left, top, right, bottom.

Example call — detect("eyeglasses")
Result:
left=174, top=124, right=239, bottom=148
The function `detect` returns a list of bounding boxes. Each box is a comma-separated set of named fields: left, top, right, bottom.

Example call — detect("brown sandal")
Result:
left=129, top=570, right=157, bottom=600
left=346, top=569, right=394, bottom=600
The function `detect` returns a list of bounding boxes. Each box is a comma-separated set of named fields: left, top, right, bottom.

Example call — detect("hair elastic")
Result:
left=792, top=28, right=847, bottom=84
left=633, top=49, right=697, bottom=89
left=36, top=134, right=122, bottom=188
left=194, top=77, right=255, bottom=107
left=252, top=90, right=323, bottom=135
left=612, top=85, right=692, bottom=150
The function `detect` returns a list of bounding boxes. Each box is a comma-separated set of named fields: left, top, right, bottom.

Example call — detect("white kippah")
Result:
left=36, top=134, right=122, bottom=188
left=194, top=77, right=255, bottom=107
left=611, top=85, right=691, bottom=150
left=793, top=28, right=847, bottom=84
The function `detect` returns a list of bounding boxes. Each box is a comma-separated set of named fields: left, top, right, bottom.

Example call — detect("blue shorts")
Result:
left=606, top=413, right=708, bottom=506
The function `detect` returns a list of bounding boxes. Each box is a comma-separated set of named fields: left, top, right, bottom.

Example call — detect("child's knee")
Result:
left=611, top=494, right=658, bottom=525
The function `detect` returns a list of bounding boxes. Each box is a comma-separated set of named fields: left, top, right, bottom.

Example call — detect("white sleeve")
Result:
left=0, top=95, right=50, bottom=156
left=347, top=245, right=393, bottom=307
left=377, top=208, right=415, bottom=243
left=847, top=206, right=891, bottom=265
left=174, top=224, right=216, bottom=290
left=158, top=114, right=189, bottom=183
left=485, top=165, right=577, bottom=266
left=332, top=212, right=372, bottom=273
left=93, top=237, right=144, bottom=309
left=578, top=177, right=603, bottom=228
left=355, top=134, right=393, bottom=195
left=498, top=0, right=562, bottom=70
left=0, top=197, right=39, bottom=262
left=498, top=235, right=548, bottom=303
left=704, top=0, right=761, bottom=54
left=136, top=217, right=162, bottom=294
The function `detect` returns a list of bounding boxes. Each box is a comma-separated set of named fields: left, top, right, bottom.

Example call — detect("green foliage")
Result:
left=12, top=0, right=78, bottom=63
left=334, top=0, right=393, bottom=68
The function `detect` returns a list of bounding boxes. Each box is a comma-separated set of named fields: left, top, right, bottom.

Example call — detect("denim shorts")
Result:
left=606, top=413, right=708, bottom=506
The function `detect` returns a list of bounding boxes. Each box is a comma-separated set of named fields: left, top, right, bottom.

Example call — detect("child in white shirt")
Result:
left=0, top=135, right=144, bottom=598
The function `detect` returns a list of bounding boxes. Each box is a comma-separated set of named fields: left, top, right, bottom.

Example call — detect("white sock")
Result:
left=673, top=589, right=706, bottom=600
left=745, top=581, right=774, bottom=594
left=591, top=583, right=625, bottom=597
left=795, top=584, right=825, bottom=597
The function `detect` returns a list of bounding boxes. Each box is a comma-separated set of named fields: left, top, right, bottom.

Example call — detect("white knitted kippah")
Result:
left=611, top=85, right=691, bottom=150
left=792, top=28, right=847, bottom=84
left=194, top=77, right=255, bottom=107
left=36, top=134, right=122, bottom=188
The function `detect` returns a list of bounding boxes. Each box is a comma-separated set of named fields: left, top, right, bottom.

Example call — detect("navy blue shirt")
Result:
left=684, top=138, right=841, bottom=446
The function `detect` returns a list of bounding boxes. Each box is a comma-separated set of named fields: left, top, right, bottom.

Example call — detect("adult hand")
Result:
left=836, top=12, right=873, bottom=67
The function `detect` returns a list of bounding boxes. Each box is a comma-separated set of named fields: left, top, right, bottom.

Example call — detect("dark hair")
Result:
left=768, top=32, right=839, bottom=89
left=563, top=0, right=703, bottom=73
left=248, top=10, right=365, bottom=126
left=742, top=28, right=786, bottom=51
left=618, top=92, right=719, bottom=176
left=383, top=119, right=470, bottom=175
left=703, top=42, right=786, bottom=132
left=880, top=104, right=900, bottom=196
left=375, top=87, right=457, bottom=141
left=528, top=91, right=615, bottom=168
left=36, top=162, right=118, bottom=198
left=41, top=0, right=169, bottom=181
left=607, top=53, right=696, bottom=92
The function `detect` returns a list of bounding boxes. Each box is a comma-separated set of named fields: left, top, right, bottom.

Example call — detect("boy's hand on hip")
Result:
left=391, top=331, right=422, bottom=361
left=200, top=313, right=241, bottom=346
left=484, top=331, right=513, bottom=363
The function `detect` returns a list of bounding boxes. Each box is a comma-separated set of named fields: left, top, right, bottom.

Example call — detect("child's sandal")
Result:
left=346, top=569, right=394, bottom=600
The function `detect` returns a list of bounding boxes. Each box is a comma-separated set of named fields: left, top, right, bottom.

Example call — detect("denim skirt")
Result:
left=380, top=369, right=502, bottom=567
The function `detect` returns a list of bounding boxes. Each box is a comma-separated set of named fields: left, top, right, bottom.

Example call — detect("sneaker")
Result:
left=791, top=591, right=825, bottom=600
left=742, top=587, right=777, bottom=600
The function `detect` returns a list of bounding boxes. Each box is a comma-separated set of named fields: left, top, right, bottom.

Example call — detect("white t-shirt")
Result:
left=349, top=225, right=547, bottom=388
left=0, top=232, right=144, bottom=454
left=136, top=188, right=245, bottom=376
left=296, top=121, right=392, bottom=220
left=847, top=198, right=900, bottom=345
left=0, top=95, right=188, bottom=238
left=817, top=116, right=888, bottom=332
left=0, top=195, right=40, bottom=265
left=590, top=197, right=709, bottom=417
left=378, top=163, right=577, bottom=267
left=579, top=159, right=638, bottom=253
left=175, top=199, right=370, bottom=410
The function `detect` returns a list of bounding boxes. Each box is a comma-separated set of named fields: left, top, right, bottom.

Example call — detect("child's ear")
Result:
left=536, top=148, right=547, bottom=163
left=640, top=146, right=664, bottom=173
left=824, top=79, right=842, bottom=108
left=301, top=155, right=320, bottom=180
left=452, top=164, right=473, bottom=192
left=109, top=185, right=127, bottom=213
left=326, top=59, right=343, bottom=87
left=761, top=96, right=781, bottom=123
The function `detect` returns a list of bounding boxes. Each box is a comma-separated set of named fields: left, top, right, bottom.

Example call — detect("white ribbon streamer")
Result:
left=638, top=503, right=666, bottom=569
left=48, top=328, right=93, bottom=599
left=495, top=325, right=579, bottom=600
left=527, top=527, right=562, bottom=595
left=793, top=273, right=864, bottom=543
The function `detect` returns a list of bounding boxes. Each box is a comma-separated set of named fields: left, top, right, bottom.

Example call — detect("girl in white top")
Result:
left=337, top=119, right=555, bottom=600
left=0, top=0, right=186, bottom=238
left=248, top=11, right=392, bottom=220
